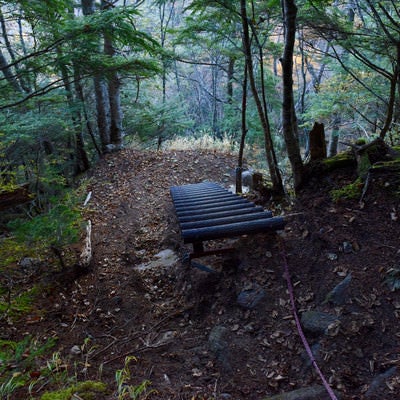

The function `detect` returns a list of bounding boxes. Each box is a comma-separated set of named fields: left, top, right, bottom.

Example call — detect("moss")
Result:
left=357, top=151, right=371, bottom=178
left=40, top=381, right=107, bottom=400
left=322, top=152, right=356, bottom=171
left=355, top=138, right=367, bottom=146
left=330, top=178, right=363, bottom=202
left=371, top=159, right=400, bottom=170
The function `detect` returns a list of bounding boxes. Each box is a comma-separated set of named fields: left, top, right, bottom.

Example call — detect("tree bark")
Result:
left=0, top=50, right=21, bottom=92
left=281, top=0, right=304, bottom=190
left=380, top=43, right=399, bottom=140
left=82, top=0, right=111, bottom=153
left=103, top=1, right=124, bottom=149
left=57, top=47, right=90, bottom=174
left=309, top=122, right=326, bottom=161
left=236, top=63, right=248, bottom=194
left=240, top=0, right=284, bottom=195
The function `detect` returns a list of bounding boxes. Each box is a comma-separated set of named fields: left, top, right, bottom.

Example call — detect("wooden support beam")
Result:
left=182, top=217, right=285, bottom=243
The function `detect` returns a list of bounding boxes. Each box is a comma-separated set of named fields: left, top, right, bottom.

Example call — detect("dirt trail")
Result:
left=10, top=148, right=400, bottom=399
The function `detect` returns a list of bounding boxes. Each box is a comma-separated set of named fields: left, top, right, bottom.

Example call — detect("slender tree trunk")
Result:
left=103, top=1, right=124, bottom=149
left=236, top=63, right=248, bottom=194
left=281, top=0, right=304, bottom=191
left=328, top=115, right=340, bottom=157
left=94, top=76, right=111, bottom=151
left=0, top=50, right=21, bottom=92
left=57, top=48, right=90, bottom=174
left=227, top=57, right=235, bottom=104
left=73, top=65, right=102, bottom=156
left=379, top=43, right=399, bottom=140
left=240, top=0, right=284, bottom=195
left=82, top=0, right=111, bottom=153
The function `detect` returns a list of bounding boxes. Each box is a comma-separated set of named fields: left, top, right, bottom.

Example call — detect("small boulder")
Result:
left=263, top=385, right=340, bottom=400
left=301, top=310, right=340, bottom=336
left=237, top=286, right=266, bottom=309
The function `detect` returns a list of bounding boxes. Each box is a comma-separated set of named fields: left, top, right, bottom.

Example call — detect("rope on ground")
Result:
left=279, top=237, right=339, bottom=400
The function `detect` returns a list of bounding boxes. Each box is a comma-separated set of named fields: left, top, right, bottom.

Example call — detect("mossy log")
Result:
left=322, top=152, right=356, bottom=171
left=339, top=138, right=400, bottom=178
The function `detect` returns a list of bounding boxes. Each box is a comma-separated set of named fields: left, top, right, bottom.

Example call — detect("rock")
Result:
left=19, top=257, right=41, bottom=271
left=237, top=286, right=266, bottom=309
left=342, top=241, right=353, bottom=253
left=327, top=253, right=338, bottom=261
left=135, top=249, right=178, bottom=271
left=324, top=273, right=352, bottom=306
left=70, top=345, right=82, bottom=355
left=301, top=310, right=340, bottom=336
left=263, top=385, right=340, bottom=400
left=208, top=325, right=232, bottom=372
left=365, top=366, right=397, bottom=398
left=242, top=170, right=254, bottom=187
left=301, top=342, right=321, bottom=371
left=104, top=143, right=123, bottom=153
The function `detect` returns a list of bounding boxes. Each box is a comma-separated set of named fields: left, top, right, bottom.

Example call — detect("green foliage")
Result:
left=40, top=381, right=107, bottom=400
left=7, top=192, right=83, bottom=250
left=60, top=6, right=162, bottom=77
left=330, top=178, right=363, bottom=202
left=0, top=238, right=32, bottom=267
left=0, top=285, right=40, bottom=316
left=124, top=97, right=194, bottom=144
left=0, top=336, right=57, bottom=399
left=115, top=356, right=155, bottom=400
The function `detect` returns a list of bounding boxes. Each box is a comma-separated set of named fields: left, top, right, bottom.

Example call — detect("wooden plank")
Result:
left=180, top=211, right=273, bottom=229
left=175, top=202, right=257, bottom=218
left=182, top=217, right=285, bottom=243
left=172, top=193, right=237, bottom=206
left=177, top=206, right=264, bottom=223
left=174, top=197, right=249, bottom=212
left=171, top=188, right=228, bottom=200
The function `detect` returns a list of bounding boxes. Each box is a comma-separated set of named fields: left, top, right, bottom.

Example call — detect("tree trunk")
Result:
left=0, top=8, right=28, bottom=93
left=309, top=122, right=326, bottom=161
left=240, top=0, right=284, bottom=195
left=57, top=47, right=90, bottom=174
left=281, top=0, right=304, bottom=191
left=227, top=57, right=235, bottom=104
left=103, top=1, right=124, bottom=149
left=0, top=49, right=21, bottom=92
left=379, top=43, right=399, bottom=140
left=328, top=115, right=340, bottom=157
left=94, top=76, right=111, bottom=151
left=236, top=63, right=248, bottom=194
left=73, top=64, right=102, bottom=156
left=82, top=0, right=111, bottom=153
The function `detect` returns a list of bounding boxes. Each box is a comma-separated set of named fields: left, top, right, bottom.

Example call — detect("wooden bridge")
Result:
left=170, top=182, right=285, bottom=259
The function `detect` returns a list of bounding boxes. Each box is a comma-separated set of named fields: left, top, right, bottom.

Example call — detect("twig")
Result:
left=83, top=192, right=92, bottom=207
left=92, top=307, right=192, bottom=361
left=359, top=171, right=371, bottom=204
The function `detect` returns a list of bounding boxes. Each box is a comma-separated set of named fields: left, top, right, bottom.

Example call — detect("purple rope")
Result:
left=279, top=239, right=339, bottom=400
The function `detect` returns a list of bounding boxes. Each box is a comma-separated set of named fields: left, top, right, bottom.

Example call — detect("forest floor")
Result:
left=5, top=148, right=400, bottom=399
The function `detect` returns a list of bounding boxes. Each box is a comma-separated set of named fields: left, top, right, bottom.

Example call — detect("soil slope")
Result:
left=8, top=149, right=400, bottom=399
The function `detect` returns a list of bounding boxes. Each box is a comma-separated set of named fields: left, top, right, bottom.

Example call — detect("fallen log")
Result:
left=79, top=220, right=92, bottom=267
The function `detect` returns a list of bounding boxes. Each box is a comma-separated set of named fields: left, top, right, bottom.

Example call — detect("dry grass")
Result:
left=163, top=133, right=237, bottom=153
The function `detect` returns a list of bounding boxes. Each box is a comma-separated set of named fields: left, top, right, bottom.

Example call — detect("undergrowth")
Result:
left=0, top=336, right=57, bottom=399
left=330, top=178, right=363, bottom=202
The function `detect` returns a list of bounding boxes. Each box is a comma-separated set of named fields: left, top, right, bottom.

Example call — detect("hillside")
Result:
left=3, top=148, right=400, bottom=399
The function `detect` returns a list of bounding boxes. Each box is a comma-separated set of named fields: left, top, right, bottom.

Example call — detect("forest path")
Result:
left=11, top=148, right=399, bottom=400
left=78, top=148, right=399, bottom=399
